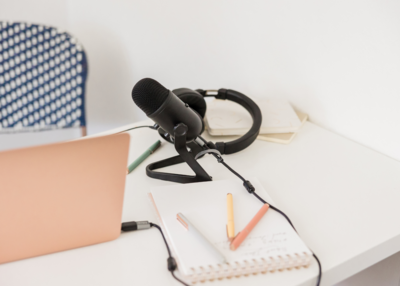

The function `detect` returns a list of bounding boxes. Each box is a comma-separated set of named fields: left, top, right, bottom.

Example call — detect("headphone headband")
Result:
left=196, top=88, right=262, bottom=155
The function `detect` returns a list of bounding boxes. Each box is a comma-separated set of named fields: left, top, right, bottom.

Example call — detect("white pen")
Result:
left=177, top=213, right=226, bottom=263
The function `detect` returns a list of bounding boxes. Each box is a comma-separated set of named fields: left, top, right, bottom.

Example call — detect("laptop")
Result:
left=0, top=133, right=130, bottom=264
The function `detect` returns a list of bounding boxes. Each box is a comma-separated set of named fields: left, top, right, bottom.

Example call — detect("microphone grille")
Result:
left=131, top=78, right=170, bottom=116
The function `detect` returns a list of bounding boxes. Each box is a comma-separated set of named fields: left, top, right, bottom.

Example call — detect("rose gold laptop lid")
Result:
left=0, top=133, right=130, bottom=264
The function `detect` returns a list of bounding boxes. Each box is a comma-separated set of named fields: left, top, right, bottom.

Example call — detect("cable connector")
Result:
left=121, top=221, right=151, bottom=231
left=150, top=123, right=160, bottom=130
left=243, top=180, right=255, bottom=193
left=167, top=257, right=177, bottom=271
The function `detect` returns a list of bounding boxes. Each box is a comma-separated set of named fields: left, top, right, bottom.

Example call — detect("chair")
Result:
left=0, top=22, right=87, bottom=137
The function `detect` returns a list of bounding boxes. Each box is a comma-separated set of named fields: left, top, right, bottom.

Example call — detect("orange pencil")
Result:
left=230, top=204, right=269, bottom=251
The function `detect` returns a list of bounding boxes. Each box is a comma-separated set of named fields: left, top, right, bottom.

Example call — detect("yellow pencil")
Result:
left=227, top=193, right=235, bottom=241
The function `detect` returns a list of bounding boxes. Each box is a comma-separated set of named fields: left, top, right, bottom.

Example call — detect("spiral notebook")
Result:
left=149, top=179, right=312, bottom=284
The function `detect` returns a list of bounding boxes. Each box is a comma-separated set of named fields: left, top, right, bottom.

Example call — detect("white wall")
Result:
left=67, top=0, right=400, bottom=161
left=0, top=0, right=68, bottom=30
left=1, top=0, right=399, bottom=160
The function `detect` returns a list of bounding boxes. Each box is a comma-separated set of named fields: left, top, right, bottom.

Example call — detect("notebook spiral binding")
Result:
left=187, top=252, right=311, bottom=284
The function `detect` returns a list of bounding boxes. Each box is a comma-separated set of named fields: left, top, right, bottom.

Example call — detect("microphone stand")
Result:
left=146, top=123, right=213, bottom=183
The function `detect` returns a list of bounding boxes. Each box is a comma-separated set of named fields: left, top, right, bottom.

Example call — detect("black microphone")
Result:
left=131, top=78, right=203, bottom=142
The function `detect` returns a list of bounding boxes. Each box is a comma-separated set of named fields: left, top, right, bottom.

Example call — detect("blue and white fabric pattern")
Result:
left=0, top=22, right=87, bottom=133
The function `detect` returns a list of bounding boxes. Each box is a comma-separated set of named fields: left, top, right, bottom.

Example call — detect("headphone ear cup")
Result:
left=172, top=88, right=207, bottom=119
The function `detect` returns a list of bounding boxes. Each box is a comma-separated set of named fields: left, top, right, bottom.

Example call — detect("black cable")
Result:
left=171, top=271, right=189, bottom=286
left=149, top=223, right=172, bottom=257
left=313, top=253, right=322, bottom=286
left=197, top=135, right=322, bottom=286
left=220, top=161, right=246, bottom=182
left=252, top=192, right=296, bottom=230
left=150, top=223, right=190, bottom=286
left=197, top=135, right=209, bottom=145
left=252, top=191, right=321, bottom=285
left=120, top=130, right=320, bottom=284
left=118, top=124, right=190, bottom=285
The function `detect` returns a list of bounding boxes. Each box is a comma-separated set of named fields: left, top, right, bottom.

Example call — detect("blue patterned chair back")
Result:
left=0, top=22, right=87, bottom=133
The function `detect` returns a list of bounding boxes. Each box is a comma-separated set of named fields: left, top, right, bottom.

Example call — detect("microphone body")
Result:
left=131, top=78, right=203, bottom=142
left=149, top=91, right=203, bottom=142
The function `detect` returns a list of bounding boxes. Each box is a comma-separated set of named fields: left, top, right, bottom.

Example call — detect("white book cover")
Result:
left=149, top=179, right=312, bottom=283
left=204, top=99, right=302, bottom=135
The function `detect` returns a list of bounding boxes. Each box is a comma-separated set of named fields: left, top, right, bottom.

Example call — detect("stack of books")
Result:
left=204, top=98, right=308, bottom=144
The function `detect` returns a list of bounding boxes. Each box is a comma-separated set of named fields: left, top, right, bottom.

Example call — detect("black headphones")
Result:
left=158, top=88, right=262, bottom=155
left=131, top=78, right=262, bottom=183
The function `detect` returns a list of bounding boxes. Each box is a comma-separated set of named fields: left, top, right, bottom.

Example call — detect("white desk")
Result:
left=1, top=120, right=400, bottom=286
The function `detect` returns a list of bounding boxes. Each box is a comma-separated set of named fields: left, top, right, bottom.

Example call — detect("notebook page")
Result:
left=150, top=178, right=311, bottom=276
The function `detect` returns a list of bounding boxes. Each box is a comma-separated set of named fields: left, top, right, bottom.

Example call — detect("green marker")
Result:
left=127, top=140, right=161, bottom=174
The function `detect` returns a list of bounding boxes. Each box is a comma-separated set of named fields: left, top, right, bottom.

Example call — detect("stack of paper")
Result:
left=204, top=98, right=308, bottom=144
